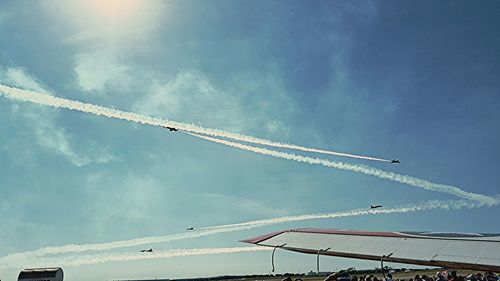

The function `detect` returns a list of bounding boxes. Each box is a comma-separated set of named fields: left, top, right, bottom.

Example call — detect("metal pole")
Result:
left=381, top=256, right=385, bottom=279
left=271, top=244, right=287, bottom=272
left=316, top=250, right=321, bottom=273
left=316, top=247, right=331, bottom=273
left=381, top=253, right=393, bottom=280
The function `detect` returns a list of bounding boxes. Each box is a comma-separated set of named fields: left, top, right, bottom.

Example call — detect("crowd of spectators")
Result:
left=323, top=270, right=499, bottom=281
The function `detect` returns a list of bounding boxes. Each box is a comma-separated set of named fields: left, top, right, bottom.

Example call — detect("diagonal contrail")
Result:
left=4, top=247, right=271, bottom=269
left=0, top=198, right=493, bottom=269
left=1, top=84, right=498, bottom=269
left=0, top=83, right=389, bottom=162
left=0, top=83, right=495, bottom=204
left=185, top=132, right=498, bottom=205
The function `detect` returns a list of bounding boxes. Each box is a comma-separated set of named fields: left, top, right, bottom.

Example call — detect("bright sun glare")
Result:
left=86, top=0, right=141, bottom=24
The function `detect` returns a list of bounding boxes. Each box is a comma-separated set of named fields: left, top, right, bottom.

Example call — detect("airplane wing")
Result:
left=240, top=228, right=500, bottom=272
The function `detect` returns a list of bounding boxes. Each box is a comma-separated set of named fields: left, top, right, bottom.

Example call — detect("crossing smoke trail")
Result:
left=6, top=247, right=271, bottom=268
left=0, top=198, right=495, bottom=269
left=0, top=84, right=494, bottom=203
left=185, top=132, right=498, bottom=205
left=0, top=83, right=388, bottom=162
left=198, top=198, right=496, bottom=231
left=1, top=84, right=498, bottom=267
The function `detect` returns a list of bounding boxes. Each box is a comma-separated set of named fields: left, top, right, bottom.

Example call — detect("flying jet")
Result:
left=370, top=205, right=383, bottom=209
left=186, top=227, right=195, bottom=231
left=140, top=248, right=153, bottom=252
left=391, top=159, right=400, bottom=164
left=163, top=126, right=178, bottom=132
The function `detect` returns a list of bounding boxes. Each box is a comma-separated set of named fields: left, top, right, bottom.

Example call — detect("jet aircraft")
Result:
left=186, top=227, right=195, bottom=231
left=163, top=126, right=178, bottom=132
left=391, top=159, right=400, bottom=164
left=140, top=248, right=153, bottom=252
left=370, top=205, right=383, bottom=209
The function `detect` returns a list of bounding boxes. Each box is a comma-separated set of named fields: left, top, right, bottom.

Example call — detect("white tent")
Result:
left=241, top=229, right=500, bottom=272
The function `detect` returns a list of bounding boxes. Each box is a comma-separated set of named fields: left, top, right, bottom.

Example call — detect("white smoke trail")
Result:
left=1, top=84, right=498, bottom=267
left=0, top=83, right=388, bottom=162
left=0, top=229, right=231, bottom=268
left=0, top=198, right=493, bottom=269
left=3, top=200, right=497, bottom=269
left=200, top=198, right=494, bottom=231
left=0, top=84, right=491, bottom=203
left=4, top=247, right=271, bottom=269
left=186, top=132, right=498, bottom=205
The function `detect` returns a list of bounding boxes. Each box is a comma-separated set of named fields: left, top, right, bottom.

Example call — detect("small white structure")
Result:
left=18, top=267, right=63, bottom=281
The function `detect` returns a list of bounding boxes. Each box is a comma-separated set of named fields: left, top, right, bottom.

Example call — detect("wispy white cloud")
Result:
left=5, top=68, right=48, bottom=93
left=39, top=1, right=167, bottom=96
left=74, top=51, right=130, bottom=92
left=1, top=66, right=117, bottom=166
left=134, top=70, right=295, bottom=135
left=23, top=110, right=91, bottom=166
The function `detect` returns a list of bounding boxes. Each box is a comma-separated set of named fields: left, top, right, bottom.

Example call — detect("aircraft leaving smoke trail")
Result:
left=199, top=198, right=494, bottom=231
left=0, top=84, right=494, bottom=203
left=0, top=85, right=497, bottom=262
left=185, top=132, right=498, bottom=205
left=3, top=199, right=498, bottom=269
left=0, top=198, right=492, bottom=269
left=0, top=83, right=388, bottom=162
left=8, top=247, right=271, bottom=269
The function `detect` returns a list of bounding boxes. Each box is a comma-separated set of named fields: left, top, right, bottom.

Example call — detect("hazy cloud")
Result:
left=202, top=193, right=289, bottom=218
left=0, top=11, right=11, bottom=26
left=74, top=52, right=130, bottom=92
left=42, top=0, right=166, bottom=46
left=1, top=66, right=117, bottom=166
left=83, top=175, right=163, bottom=234
left=5, top=67, right=48, bottom=93
left=134, top=70, right=295, bottom=135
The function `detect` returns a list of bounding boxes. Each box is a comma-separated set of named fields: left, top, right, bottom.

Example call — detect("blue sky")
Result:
left=1, top=1, right=499, bottom=280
